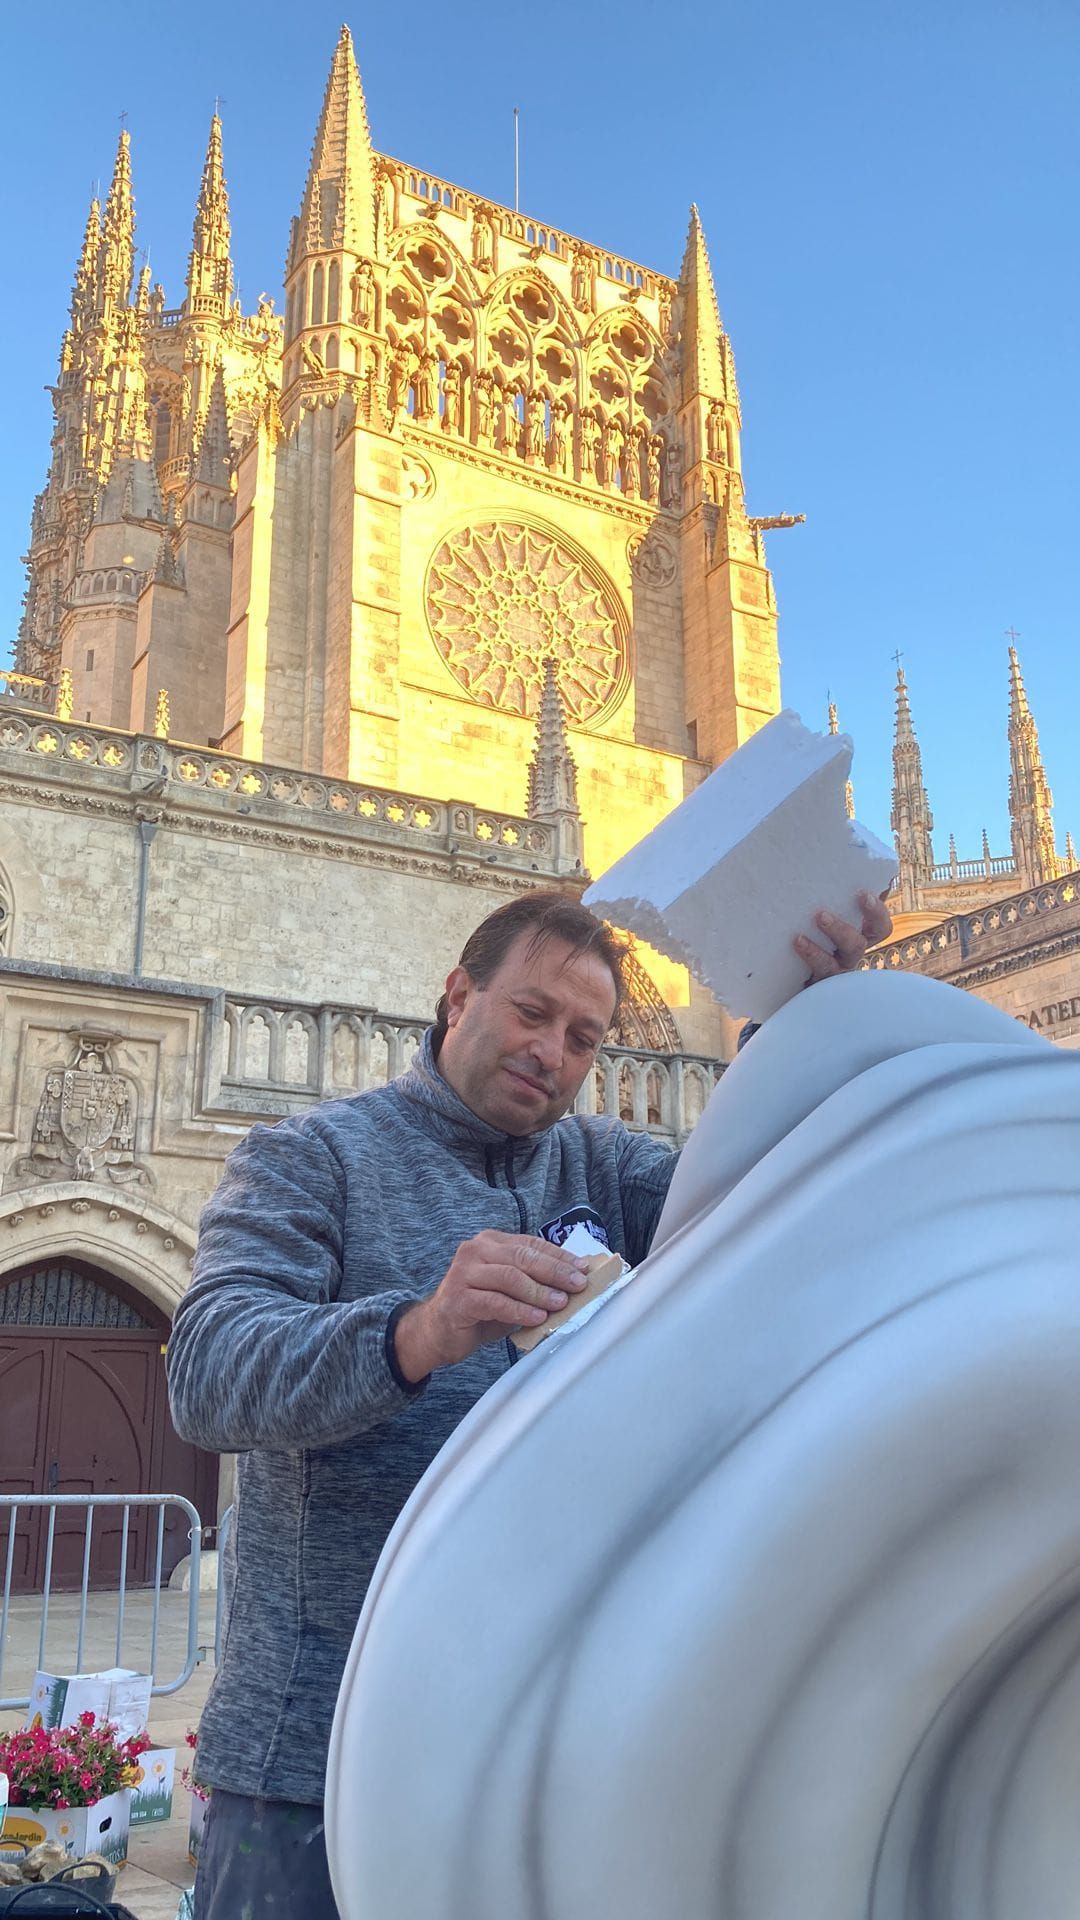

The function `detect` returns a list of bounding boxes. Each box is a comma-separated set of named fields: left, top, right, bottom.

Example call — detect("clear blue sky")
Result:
left=2, top=0, right=1077, bottom=860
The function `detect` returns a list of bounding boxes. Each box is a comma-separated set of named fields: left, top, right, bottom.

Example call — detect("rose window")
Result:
left=425, top=521, right=626, bottom=720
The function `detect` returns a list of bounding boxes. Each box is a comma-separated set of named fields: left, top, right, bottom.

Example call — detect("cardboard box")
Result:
left=130, top=1747, right=175, bottom=1826
left=187, top=1790, right=208, bottom=1865
left=0, top=1788, right=131, bottom=1869
left=24, top=1667, right=152, bottom=1743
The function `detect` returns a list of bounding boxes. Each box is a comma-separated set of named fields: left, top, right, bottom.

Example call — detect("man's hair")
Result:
left=432, top=890, right=627, bottom=1050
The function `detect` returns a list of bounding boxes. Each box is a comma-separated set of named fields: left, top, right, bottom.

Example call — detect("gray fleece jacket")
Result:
left=167, top=1031, right=677, bottom=1804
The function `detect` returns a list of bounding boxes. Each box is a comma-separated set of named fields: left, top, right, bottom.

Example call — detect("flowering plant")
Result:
left=179, top=1726, right=209, bottom=1804
left=0, top=1712, right=151, bottom=1809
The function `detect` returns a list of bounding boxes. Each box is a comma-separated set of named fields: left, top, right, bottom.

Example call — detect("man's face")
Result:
left=437, top=929, right=617, bottom=1136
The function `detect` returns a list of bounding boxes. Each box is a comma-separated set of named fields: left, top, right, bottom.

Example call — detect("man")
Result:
left=168, top=885, right=889, bottom=1917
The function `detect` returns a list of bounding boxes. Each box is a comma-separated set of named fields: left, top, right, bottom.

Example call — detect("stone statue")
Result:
left=415, top=351, right=438, bottom=422
left=658, top=287, right=672, bottom=340
left=472, top=207, right=495, bottom=273
left=571, top=246, right=593, bottom=313
left=623, top=422, right=644, bottom=499
left=474, top=369, right=495, bottom=445
left=600, top=418, right=624, bottom=490
left=302, top=337, right=326, bottom=379
left=550, top=397, right=571, bottom=475
left=661, top=431, right=683, bottom=509
left=496, top=385, right=518, bottom=455
left=578, top=406, right=600, bottom=481
left=350, top=261, right=375, bottom=329
left=707, top=402, right=725, bottom=462
left=526, top=390, right=547, bottom=462
left=647, top=433, right=663, bottom=502
left=442, top=361, right=464, bottom=435
left=386, top=345, right=413, bottom=420
left=326, top=970, right=1080, bottom=1920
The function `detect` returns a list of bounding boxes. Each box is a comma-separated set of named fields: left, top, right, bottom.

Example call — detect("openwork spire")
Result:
left=827, top=699, right=855, bottom=821
left=675, top=205, right=727, bottom=405
left=1065, top=830, right=1077, bottom=871
left=1008, top=645, right=1058, bottom=886
left=289, top=24, right=376, bottom=273
left=101, top=129, right=135, bottom=309
left=890, top=662, right=934, bottom=905
left=69, top=195, right=102, bottom=330
left=527, top=659, right=580, bottom=818
left=191, top=367, right=232, bottom=486
left=186, top=114, right=233, bottom=316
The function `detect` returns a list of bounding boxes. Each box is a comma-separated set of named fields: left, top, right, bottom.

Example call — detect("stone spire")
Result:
left=69, top=195, right=102, bottom=331
left=186, top=114, right=233, bottom=317
left=282, top=25, right=379, bottom=405
left=1065, top=831, right=1078, bottom=871
left=675, top=206, right=726, bottom=405
left=191, top=366, right=232, bottom=486
left=101, top=129, right=135, bottom=312
left=890, top=662, right=934, bottom=911
left=288, top=25, right=376, bottom=274
left=827, top=698, right=855, bottom=820
left=1008, top=645, right=1058, bottom=887
left=527, top=660, right=580, bottom=818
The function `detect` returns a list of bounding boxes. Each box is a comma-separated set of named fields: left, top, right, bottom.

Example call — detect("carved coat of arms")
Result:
left=16, top=1031, right=150, bottom=1186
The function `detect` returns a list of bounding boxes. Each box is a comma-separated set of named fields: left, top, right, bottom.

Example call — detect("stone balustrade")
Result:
left=865, top=870, right=1080, bottom=975
left=220, top=994, right=722, bottom=1146
left=0, top=706, right=583, bottom=876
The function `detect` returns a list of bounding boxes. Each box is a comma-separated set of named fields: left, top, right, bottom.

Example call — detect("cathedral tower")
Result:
left=221, top=26, right=783, bottom=888
left=18, top=23, right=783, bottom=914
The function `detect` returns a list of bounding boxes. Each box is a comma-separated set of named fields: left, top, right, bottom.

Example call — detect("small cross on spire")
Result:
left=1005, top=625, right=1020, bottom=646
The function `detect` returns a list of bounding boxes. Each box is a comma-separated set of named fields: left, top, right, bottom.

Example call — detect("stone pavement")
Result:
left=1, top=1587, right=217, bottom=1919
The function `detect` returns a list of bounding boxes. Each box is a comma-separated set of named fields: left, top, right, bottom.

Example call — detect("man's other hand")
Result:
left=794, top=889, right=893, bottom=984
left=393, top=1232, right=591, bottom=1382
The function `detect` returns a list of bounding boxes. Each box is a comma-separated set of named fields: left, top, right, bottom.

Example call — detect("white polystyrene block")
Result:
left=582, top=709, right=897, bottom=1022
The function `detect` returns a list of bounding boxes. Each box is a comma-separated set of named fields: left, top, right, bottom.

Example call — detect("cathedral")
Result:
left=0, top=24, right=777, bottom=1574
left=0, top=26, right=1076, bottom=1580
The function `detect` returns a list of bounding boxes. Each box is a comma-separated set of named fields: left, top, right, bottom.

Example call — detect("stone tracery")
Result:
left=425, top=521, right=626, bottom=721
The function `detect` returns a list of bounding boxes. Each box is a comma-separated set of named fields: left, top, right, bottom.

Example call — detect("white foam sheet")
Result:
left=326, top=971, right=1080, bottom=1920
left=582, top=709, right=897, bottom=1022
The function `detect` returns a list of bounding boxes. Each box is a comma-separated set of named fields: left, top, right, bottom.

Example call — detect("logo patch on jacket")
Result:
left=539, top=1206, right=611, bottom=1252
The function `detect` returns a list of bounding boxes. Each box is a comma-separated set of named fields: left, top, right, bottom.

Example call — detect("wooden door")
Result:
left=0, top=1334, right=54, bottom=1587
left=0, top=1260, right=217, bottom=1593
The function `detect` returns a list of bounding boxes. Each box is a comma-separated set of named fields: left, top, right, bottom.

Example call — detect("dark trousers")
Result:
left=195, top=1787, right=341, bottom=1919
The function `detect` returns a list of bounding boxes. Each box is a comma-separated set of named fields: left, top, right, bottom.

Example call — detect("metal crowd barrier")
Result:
left=0, top=1493, right=203, bottom=1710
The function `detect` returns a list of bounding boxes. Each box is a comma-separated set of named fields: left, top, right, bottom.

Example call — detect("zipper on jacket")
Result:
left=481, top=1144, right=522, bottom=1367
left=504, top=1141, right=529, bottom=1233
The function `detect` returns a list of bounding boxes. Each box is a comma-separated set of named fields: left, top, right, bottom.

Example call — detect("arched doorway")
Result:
left=0, top=1257, right=217, bottom=1593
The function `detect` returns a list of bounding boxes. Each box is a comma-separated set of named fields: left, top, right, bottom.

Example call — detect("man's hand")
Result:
left=794, top=889, right=893, bottom=984
left=393, top=1232, right=591, bottom=1383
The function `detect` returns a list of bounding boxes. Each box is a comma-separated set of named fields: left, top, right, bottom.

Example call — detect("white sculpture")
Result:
left=326, top=970, right=1080, bottom=1920
left=583, top=710, right=896, bottom=1021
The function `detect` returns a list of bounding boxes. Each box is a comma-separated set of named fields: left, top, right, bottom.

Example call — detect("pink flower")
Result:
left=79, top=1711, right=96, bottom=1729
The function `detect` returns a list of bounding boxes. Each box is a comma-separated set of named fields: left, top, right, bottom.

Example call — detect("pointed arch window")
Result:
left=311, top=263, right=325, bottom=326
left=327, top=260, right=340, bottom=324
